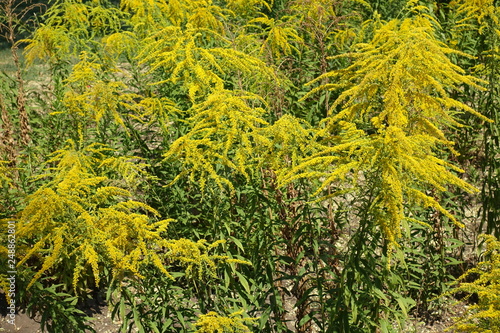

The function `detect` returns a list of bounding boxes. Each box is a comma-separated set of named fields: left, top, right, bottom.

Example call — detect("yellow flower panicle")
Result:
left=139, top=27, right=274, bottom=102
left=15, top=141, right=173, bottom=292
left=257, top=114, right=321, bottom=172
left=225, top=0, right=270, bottom=18
left=285, top=16, right=491, bottom=248
left=14, top=139, right=247, bottom=293
left=163, top=90, right=268, bottom=193
left=194, top=310, right=256, bottom=333
left=21, top=0, right=124, bottom=63
left=453, top=0, right=500, bottom=34
left=448, top=235, right=500, bottom=332
left=165, top=238, right=251, bottom=281
left=246, top=14, right=303, bottom=59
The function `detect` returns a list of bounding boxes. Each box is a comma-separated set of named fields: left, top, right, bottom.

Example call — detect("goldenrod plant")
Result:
left=163, top=89, right=269, bottom=192
left=225, top=0, right=270, bottom=18
left=282, top=14, right=490, bottom=247
left=16, top=140, right=173, bottom=291
left=246, top=14, right=303, bottom=60
left=2, top=0, right=500, bottom=331
left=449, top=235, right=500, bottom=332
left=138, top=26, right=275, bottom=102
left=165, top=238, right=251, bottom=281
left=194, top=310, right=255, bottom=333
left=446, top=0, right=500, bottom=240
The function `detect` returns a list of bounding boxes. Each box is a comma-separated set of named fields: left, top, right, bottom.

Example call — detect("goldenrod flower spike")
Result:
left=283, top=16, right=492, bottom=250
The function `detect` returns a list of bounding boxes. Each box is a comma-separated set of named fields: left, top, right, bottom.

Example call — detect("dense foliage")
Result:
left=1, top=0, right=499, bottom=332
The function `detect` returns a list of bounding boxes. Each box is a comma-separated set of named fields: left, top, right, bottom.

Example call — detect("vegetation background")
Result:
left=1, top=0, right=500, bottom=332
